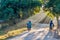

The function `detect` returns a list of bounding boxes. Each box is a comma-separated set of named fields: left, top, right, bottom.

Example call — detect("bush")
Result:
left=0, top=30, right=5, bottom=35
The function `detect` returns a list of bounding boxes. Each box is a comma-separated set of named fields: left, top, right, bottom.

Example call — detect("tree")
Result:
left=0, top=0, right=42, bottom=27
left=45, top=0, right=60, bottom=36
left=1, top=0, right=20, bottom=20
left=1, top=0, right=41, bottom=20
left=18, top=0, right=41, bottom=19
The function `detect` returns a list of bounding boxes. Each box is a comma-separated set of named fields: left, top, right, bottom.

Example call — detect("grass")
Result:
left=0, top=28, right=27, bottom=40
left=0, top=39, right=7, bottom=40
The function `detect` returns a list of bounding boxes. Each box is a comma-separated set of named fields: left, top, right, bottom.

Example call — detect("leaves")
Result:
left=45, top=0, right=60, bottom=16
left=1, top=0, right=41, bottom=20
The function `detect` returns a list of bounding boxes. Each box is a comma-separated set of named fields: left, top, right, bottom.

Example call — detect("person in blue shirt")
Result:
left=27, top=21, right=32, bottom=31
left=50, top=20, right=54, bottom=30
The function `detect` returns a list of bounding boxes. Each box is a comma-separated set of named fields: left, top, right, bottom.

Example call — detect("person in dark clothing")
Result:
left=27, top=21, right=32, bottom=31
left=50, top=20, right=54, bottom=30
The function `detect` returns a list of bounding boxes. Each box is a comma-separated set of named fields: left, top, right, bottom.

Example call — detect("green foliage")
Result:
left=1, top=0, right=20, bottom=20
left=0, top=30, right=5, bottom=35
left=1, top=0, right=41, bottom=20
left=45, top=0, right=60, bottom=16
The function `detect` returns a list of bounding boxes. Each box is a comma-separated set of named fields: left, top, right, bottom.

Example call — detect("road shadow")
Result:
left=36, top=38, right=41, bottom=40
left=43, top=30, right=54, bottom=40
left=23, top=32, right=35, bottom=40
left=53, top=30, right=60, bottom=39
left=23, top=30, right=44, bottom=40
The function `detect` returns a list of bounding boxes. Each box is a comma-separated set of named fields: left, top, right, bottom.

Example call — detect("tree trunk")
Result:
left=56, top=15, right=59, bottom=35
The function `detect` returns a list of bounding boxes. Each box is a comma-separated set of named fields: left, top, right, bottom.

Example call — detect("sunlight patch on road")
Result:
left=35, top=33, right=44, bottom=40
left=41, top=28, right=49, bottom=40
left=7, top=27, right=49, bottom=40
left=32, top=28, right=49, bottom=40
